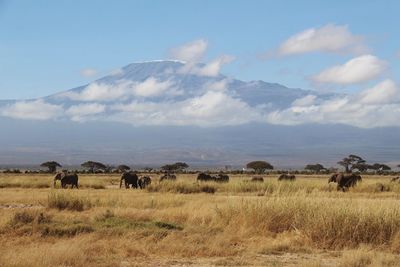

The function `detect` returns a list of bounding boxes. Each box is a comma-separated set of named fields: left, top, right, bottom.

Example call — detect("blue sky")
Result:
left=0, top=0, right=399, bottom=99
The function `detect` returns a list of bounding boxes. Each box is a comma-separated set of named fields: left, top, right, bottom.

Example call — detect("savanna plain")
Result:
left=1, top=173, right=400, bottom=267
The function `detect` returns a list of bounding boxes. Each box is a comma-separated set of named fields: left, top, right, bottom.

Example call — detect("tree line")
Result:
left=1, top=154, right=396, bottom=175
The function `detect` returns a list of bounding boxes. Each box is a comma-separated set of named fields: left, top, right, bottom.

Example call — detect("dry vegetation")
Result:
left=0, top=173, right=400, bottom=266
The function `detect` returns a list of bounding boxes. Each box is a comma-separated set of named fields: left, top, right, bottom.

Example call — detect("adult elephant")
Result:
left=329, top=173, right=362, bottom=191
left=120, top=172, right=139, bottom=189
left=54, top=172, right=79, bottom=189
left=197, top=173, right=213, bottom=182
left=278, top=174, right=296, bottom=181
left=138, top=176, right=151, bottom=189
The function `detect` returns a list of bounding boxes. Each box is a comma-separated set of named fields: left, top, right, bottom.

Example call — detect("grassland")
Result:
left=0, top=173, right=400, bottom=266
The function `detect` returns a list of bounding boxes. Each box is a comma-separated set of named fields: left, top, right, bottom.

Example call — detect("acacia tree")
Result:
left=117, top=165, right=131, bottom=173
left=40, top=161, right=62, bottom=173
left=81, top=161, right=106, bottom=173
left=337, top=154, right=365, bottom=173
left=304, top=163, right=325, bottom=173
left=161, top=162, right=189, bottom=172
left=246, top=161, right=274, bottom=174
left=370, top=163, right=391, bottom=172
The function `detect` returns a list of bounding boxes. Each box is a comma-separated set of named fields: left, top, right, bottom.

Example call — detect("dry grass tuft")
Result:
left=47, top=192, right=93, bottom=211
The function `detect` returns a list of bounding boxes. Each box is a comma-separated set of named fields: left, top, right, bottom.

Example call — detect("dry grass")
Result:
left=0, top=173, right=400, bottom=266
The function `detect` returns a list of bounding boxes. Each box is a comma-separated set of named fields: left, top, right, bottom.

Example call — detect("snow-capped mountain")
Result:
left=0, top=60, right=398, bottom=167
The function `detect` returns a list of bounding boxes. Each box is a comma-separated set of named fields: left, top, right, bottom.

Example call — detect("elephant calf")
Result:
left=138, top=176, right=151, bottom=189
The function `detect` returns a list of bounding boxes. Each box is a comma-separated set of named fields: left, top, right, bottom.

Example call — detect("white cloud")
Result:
left=61, top=81, right=130, bottom=101
left=267, top=80, right=400, bottom=128
left=110, top=68, right=124, bottom=76
left=60, top=77, right=177, bottom=101
left=276, top=24, right=367, bottom=56
left=195, top=55, right=235, bottom=77
left=292, top=95, right=317, bottom=106
left=133, top=77, right=176, bottom=97
left=203, top=79, right=230, bottom=92
left=66, top=103, right=106, bottom=122
left=170, top=39, right=208, bottom=63
left=312, top=55, right=387, bottom=85
left=170, top=39, right=234, bottom=77
left=1, top=100, right=63, bottom=120
left=110, top=91, right=261, bottom=127
left=80, top=68, right=98, bottom=78
left=359, top=79, right=399, bottom=105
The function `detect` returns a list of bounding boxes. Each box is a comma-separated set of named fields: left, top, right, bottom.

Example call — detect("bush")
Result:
left=47, top=192, right=93, bottom=211
left=147, top=181, right=216, bottom=194
left=40, top=223, right=94, bottom=237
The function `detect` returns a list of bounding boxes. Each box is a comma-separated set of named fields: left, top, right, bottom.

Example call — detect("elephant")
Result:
left=391, top=177, right=400, bottom=183
left=120, top=172, right=139, bottom=189
left=197, top=173, right=229, bottom=182
left=214, top=173, right=229, bottom=183
left=159, top=173, right=177, bottom=182
left=197, top=173, right=214, bottom=182
left=138, top=176, right=151, bottom=189
left=251, top=176, right=264, bottom=182
left=54, top=172, right=79, bottom=189
left=278, top=174, right=296, bottom=181
left=328, top=173, right=362, bottom=191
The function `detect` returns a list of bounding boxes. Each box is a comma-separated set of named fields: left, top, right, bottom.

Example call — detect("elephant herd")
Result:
left=197, top=173, right=229, bottom=182
left=52, top=171, right=371, bottom=192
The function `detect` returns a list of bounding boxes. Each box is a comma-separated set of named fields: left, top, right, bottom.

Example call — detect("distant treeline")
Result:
left=0, top=154, right=399, bottom=175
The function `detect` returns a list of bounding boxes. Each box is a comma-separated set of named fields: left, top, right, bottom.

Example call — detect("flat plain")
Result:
left=0, top=173, right=400, bottom=267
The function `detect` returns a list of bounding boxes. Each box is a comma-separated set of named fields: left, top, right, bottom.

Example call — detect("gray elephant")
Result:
left=138, top=176, right=152, bottom=189
left=197, top=172, right=213, bottom=182
left=278, top=174, right=296, bottom=181
left=328, top=173, right=362, bottom=191
left=54, top=172, right=79, bottom=189
left=214, top=173, right=229, bottom=183
left=120, top=172, right=139, bottom=189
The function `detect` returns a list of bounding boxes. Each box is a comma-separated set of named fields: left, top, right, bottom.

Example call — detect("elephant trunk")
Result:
left=119, top=178, right=123, bottom=188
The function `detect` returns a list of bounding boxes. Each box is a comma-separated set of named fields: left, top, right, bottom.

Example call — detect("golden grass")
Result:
left=0, top=173, right=400, bottom=266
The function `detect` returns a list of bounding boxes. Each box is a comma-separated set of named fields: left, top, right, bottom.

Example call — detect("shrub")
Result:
left=40, top=223, right=94, bottom=237
left=47, top=192, right=92, bottom=211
